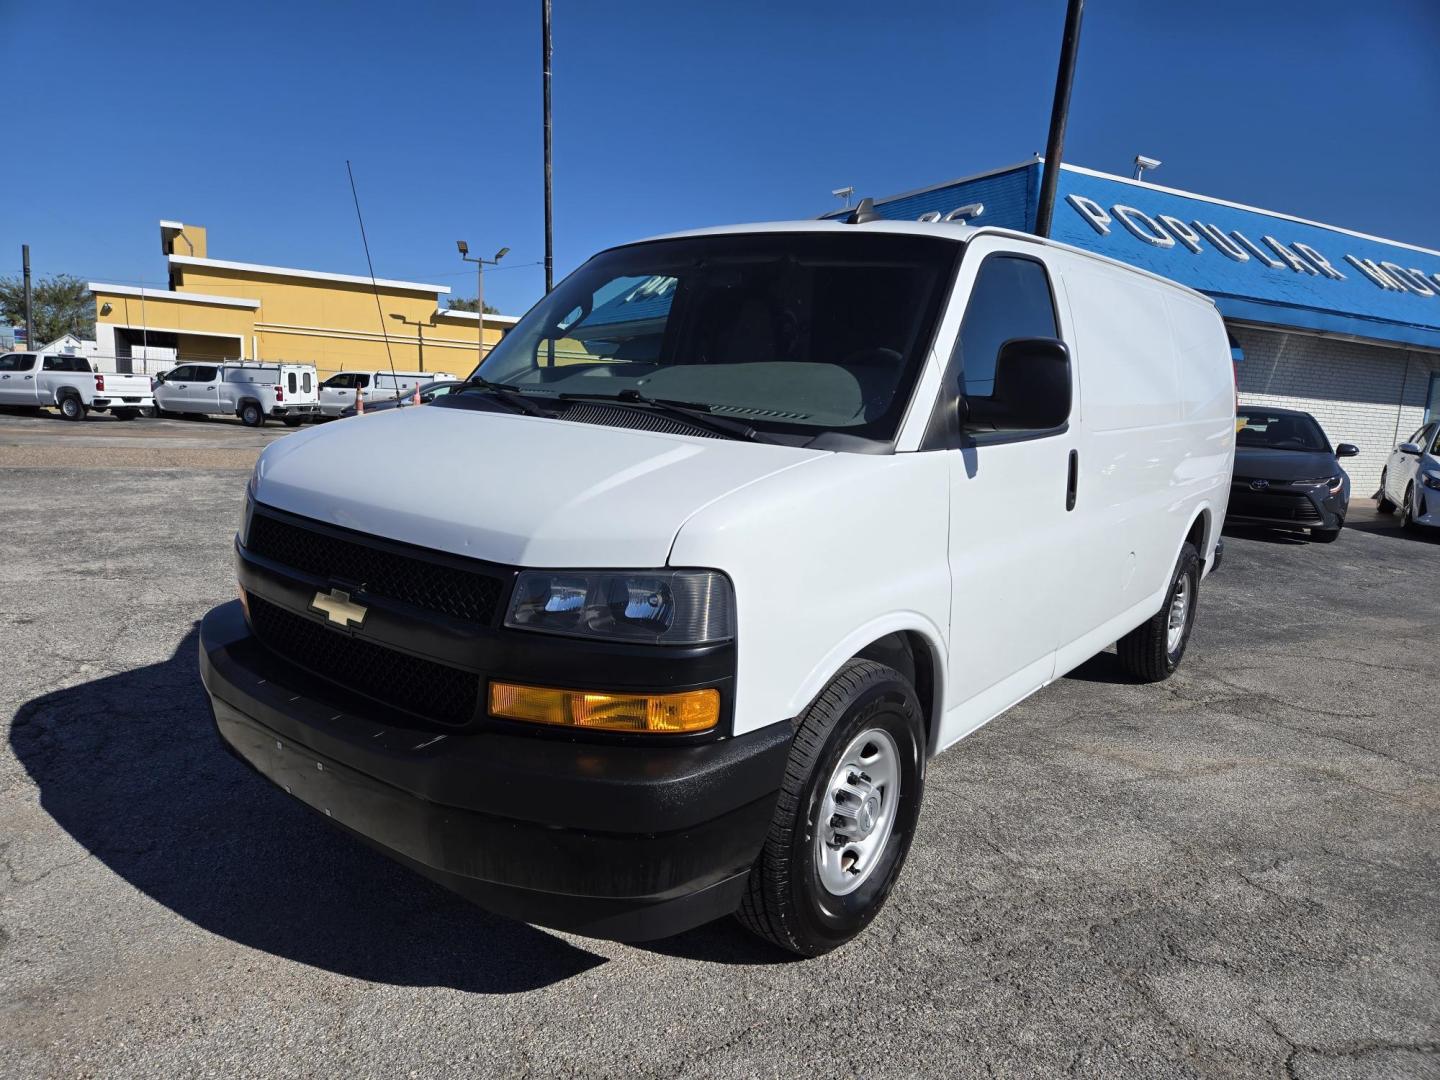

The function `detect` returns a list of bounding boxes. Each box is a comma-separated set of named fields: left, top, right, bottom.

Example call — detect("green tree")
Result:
left=0, top=274, right=94, bottom=344
left=446, top=296, right=501, bottom=315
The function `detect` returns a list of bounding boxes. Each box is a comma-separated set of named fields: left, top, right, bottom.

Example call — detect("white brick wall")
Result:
left=1231, top=325, right=1440, bottom=493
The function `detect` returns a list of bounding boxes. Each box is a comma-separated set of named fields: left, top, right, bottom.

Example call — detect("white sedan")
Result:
left=1379, top=420, right=1440, bottom=530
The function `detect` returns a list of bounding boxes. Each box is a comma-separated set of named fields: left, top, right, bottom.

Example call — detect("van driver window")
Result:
left=954, top=257, right=1058, bottom=398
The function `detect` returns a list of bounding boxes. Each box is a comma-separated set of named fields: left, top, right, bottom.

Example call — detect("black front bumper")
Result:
left=200, top=601, right=790, bottom=941
left=1226, top=484, right=1346, bottom=531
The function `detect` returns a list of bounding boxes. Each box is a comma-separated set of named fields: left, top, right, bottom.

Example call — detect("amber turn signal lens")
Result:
left=488, top=681, right=719, bottom=733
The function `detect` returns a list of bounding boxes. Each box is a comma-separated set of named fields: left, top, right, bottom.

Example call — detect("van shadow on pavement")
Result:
left=10, top=626, right=606, bottom=994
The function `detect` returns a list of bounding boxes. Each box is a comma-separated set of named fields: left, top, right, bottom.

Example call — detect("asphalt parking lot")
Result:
left=1, top=413, right=1437, bottom=1079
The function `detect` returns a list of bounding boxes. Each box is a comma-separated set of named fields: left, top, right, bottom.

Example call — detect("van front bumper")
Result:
left=199, top=601, right=789, bottom=941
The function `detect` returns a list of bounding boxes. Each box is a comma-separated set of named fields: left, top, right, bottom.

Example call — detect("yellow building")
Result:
left=90, top=221, right=516, bottom=378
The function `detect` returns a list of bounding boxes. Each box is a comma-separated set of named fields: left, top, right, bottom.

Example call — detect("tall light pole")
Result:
left=541, top=0, right=554, bottom=294
left=1034, top=0, right=1086, bottom=238
left=389, top=312, right=431, bottom=372
left=456, top=241, right=509, bottom=370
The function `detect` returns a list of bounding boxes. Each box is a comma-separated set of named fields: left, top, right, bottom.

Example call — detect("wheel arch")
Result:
left=236, top=396, right=264, bottom=417
left=785, top=615, right=947, bottom=758
left=1180, top=503, right=1214, bottom=574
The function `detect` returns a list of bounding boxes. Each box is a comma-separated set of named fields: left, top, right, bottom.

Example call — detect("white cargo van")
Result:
left=201, top=219, right=1234, bottom=955
left=316, top=370, right=454, bottom=417
left=155, top=362, right=319, bottom=426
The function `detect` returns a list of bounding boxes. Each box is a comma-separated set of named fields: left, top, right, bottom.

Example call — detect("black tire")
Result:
left=1116, top=542, right=1200, bottom=683
left=282, top=417, right=304, bottom=428
left=113, top=408, right=137, bottom=421
left=1311, top=526, right=1342, bottom=544
left=1377, top=470, right=1396, bottom=513
left=139, top=406, right=158, bottom=419
left=735, top=659, right=926, bottom=957
left=58, top=394, right=86, bottom=422
left=240, top=402, right=264, bottom=427
left=1400, top=484, right=1418, bottom=532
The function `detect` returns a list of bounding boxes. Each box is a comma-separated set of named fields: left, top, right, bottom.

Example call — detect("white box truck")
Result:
left=201, top=217, right=1234, bottom=955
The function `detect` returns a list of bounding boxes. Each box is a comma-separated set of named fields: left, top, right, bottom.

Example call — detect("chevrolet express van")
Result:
left=200, top=218, right=1235, bottom=956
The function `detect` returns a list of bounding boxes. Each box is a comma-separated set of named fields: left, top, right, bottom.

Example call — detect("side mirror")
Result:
left=1399, top=442, right=1422, bottom=456
left=973, top=337, right=1072, bottom=432
left=1335, top=443, right=1359, bottom=458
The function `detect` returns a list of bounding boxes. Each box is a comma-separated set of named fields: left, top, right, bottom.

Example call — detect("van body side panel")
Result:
left=1051, top=253, right=1234, bottom=675
left=667, top=452, right=951, bottom=738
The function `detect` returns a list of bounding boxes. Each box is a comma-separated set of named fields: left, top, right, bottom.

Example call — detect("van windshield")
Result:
left=465, top=231, right=959, bottom=444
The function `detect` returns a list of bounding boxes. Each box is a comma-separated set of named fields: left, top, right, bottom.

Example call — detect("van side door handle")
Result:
left=1066, top=449, right=1079, bottom=511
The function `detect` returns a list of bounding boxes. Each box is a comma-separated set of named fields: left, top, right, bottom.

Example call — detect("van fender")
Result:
left=784, top=611, right=947, bottom=738
left=1177, top=500, right=1216, bottom=571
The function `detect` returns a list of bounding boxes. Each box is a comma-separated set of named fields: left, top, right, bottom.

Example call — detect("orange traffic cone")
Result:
left=355, top=384, right=365, bottom=415
left=412, top=381, right=422, bottom=406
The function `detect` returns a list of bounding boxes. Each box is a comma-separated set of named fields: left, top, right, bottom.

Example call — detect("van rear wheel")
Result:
left=240, top=402, right=264, bottom=427
left=1116, top=542, right=1200, bottom=683
left=58, top=395, right=86, bottom=422
left=735, top=659, right=925, bottom=957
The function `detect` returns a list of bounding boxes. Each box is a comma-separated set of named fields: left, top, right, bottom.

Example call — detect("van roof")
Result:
left=629, top=219, right=1216, bottom=308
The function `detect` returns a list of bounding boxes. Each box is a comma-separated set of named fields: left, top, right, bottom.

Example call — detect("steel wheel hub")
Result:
left=1166, top=575, right=1190, bottom=655
left=815, top=727, right=900, bottom=896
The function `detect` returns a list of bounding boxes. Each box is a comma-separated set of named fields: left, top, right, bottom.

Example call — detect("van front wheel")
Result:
left=736, top=659, right=926, bottom=957
left=1117, top=542, right=1200, bottom=683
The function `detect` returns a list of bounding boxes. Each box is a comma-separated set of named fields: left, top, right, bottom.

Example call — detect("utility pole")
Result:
left=22, top=245, right=33, bottom=351
left=542, top=0, right=554, bottom=293
left=1034, top=0, right=1085, bottom=238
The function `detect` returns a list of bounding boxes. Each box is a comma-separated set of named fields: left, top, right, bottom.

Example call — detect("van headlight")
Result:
left=505, top=569, right=735, bottom=645
left=238, top=483, right=256, bottom=546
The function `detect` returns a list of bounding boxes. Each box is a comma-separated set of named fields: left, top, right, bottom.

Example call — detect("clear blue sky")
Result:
left=6, top=0, right=1438, bottom=317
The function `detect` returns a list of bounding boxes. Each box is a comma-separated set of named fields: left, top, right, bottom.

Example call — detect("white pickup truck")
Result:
left=154, top=362, right=320, bottom=426
left=0, top=352, right=156, bottom=420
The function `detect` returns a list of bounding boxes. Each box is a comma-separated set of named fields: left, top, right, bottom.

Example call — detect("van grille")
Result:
left=246, top=510, right=503, bottom=624
left=247, top=595, right=480, bottom=726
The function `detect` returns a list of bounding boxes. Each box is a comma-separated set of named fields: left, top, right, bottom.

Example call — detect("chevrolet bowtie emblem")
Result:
left=310, top=588, right=367, bottom=628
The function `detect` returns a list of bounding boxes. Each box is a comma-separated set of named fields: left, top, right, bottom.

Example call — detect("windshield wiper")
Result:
left=558, top=388, right=780, bottom=444
left=464, top=376, right=556, bottom=418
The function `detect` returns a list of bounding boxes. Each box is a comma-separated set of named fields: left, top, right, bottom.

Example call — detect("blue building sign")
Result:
left=842, top=160, right=1440, bottom=351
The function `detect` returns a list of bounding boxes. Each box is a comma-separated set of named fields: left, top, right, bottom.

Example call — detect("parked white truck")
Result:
left=201, top=216, right=1235, bottom=955
left=316, top=370, right=455, bottom=417
left=154, top=362, right=320, bottom=426
left=0, top=352, right=156, bottom=420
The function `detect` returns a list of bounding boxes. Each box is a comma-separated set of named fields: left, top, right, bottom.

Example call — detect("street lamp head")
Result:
left=388, top=313, right=404, bottom=322
left=456, top=240, right=469, bottom=256
left=494, top=246, right=510, bottom=262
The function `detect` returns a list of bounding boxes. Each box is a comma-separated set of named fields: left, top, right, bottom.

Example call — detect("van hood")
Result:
left=253, top=405, right=826, bottom=567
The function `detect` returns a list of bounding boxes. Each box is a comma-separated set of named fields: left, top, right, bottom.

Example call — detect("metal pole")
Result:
left=22, top=245, right=33, bottom=351
left=477, top=262, right=486, bottom=367
left=1034, top=0, right=1085, bottom=238
left=542, top=0, right=554, bottom=293
left=417, top=324, right=424, bottom=372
